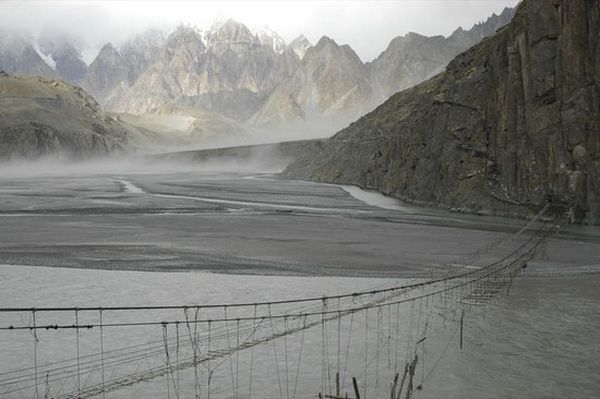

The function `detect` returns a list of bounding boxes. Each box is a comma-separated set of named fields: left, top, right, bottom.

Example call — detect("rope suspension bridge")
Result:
left=0, top=204, right=567, bottom=399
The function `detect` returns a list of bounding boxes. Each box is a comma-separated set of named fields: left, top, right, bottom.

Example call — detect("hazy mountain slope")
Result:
left=79, top=30, right=165, bottom=107
left=0, top=72, right=128, bottom=159
left=0, top=29, right=57, bottom=78
left=13, top=45, right=58, bottom=78
left=368, top=7, right=515, bottom=98
left=118, top=28, right=166, bottom=85
left=250, top=36, right=375, bottom=127
left=116, top=105, right=254, bottom=152
left=173, top=89, right=267, bottom=121
left=285, top=0, right=600, bottom=224
left=38, top=32, right=88, bottom=82
left=80, top=43, right=131, bottom=106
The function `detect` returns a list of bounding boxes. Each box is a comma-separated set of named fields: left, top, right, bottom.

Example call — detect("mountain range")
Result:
left=0, top=7, right=515, bottom=147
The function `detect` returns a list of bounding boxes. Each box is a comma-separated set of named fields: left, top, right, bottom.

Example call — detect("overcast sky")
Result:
left=0, top=0, right=519, bottom=63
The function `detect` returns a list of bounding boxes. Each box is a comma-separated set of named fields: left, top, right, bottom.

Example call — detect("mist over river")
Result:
left=0, top=169, right=599, bottom=398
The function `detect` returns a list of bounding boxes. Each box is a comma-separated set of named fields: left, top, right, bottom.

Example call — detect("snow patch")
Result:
left=33, top=41, right=56, bottom=70
left=255, top=26, right=286, bottom=54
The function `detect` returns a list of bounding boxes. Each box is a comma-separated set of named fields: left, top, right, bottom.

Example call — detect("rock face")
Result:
left=285, top=0, right=600, bottom=224
left=368, top=7, right=515, bottom=98
left=0, top=72, right=128, bottom=159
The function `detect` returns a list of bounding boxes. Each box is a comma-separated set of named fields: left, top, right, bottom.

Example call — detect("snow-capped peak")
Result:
left=255, top=26, right=286, bottom=54
left=288, top=34, right=312, bottom=60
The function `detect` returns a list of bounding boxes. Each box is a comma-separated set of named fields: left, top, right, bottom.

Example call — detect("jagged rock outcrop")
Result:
left=285, top=0, right=600, bottom=224
left=368, top=7, right=515, bottom=98
left=0, top=72, right=128, bottom=159
left=250, top=36, right=375, bottom=127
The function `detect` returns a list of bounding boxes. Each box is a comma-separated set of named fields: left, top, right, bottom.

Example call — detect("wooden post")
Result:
left=397, top=362, right=409, bottom=399
left=390, top=373, right=399, bottom=399
left=336, top=372, right=340, bottom=397
left=405, top=355, right=418, bottom=399
left=352, top=377, right=361, bottom=399
left=459, top=309, right=465, bottom=349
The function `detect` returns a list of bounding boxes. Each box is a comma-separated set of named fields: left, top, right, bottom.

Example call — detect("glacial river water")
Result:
left=0, top=169, right=599, bottom=398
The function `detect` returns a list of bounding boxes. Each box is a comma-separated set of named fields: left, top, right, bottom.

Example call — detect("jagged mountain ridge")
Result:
left=247, top=8, right=515, bottom=129
left=250, top=36, right=376, bottom=128
left=284, top=0, right=599, bottom=224
left=367, top=7, right=516, bottom=98
left=98, top=21, right=301, bottom=116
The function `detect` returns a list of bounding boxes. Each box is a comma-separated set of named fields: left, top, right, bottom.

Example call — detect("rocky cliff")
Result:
left=285, top=0, right=599, bottom=224
left=0, top=72, right=128, bottom=159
